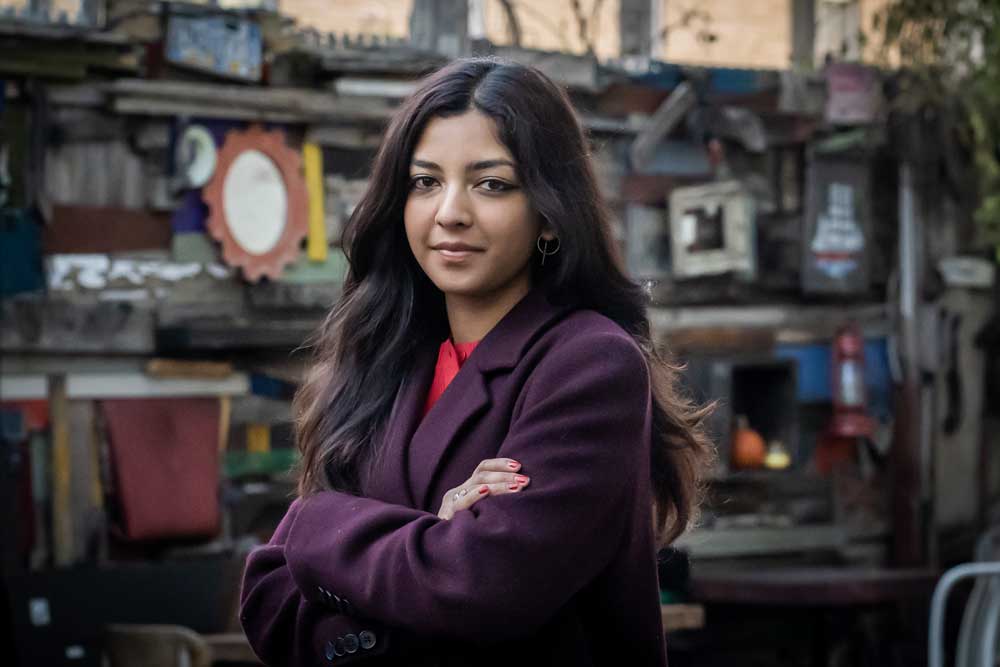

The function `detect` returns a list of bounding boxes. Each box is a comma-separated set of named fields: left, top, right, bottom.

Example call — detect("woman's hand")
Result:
left=437, top=458, right=530, bottom=520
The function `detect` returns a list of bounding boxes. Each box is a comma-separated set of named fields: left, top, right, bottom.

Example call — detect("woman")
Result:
left=239, top=57, right=713, bottom=666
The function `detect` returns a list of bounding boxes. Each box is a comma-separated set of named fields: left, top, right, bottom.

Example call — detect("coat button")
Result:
left=343, top=633, right=359, bottom=654
left=359, top=630, right=376, bottom=650
left=323, top=640, right=335, bottom=661
left=333, top=636, right=346, bottom=656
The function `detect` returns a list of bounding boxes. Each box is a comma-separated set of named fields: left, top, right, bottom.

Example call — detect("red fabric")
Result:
left=421, top=338, right=480, bottom=418
left=0, top=400, right=49, bottom=431
left=101, top=398, right=220, bottom=541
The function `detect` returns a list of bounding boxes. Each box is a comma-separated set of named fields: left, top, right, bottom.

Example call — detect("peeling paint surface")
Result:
left=47, top=255, right=233, bottom=293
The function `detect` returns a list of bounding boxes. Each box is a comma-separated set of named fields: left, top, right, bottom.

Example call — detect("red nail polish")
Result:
left=515, top=475, right=528, bottom=484
left=508, top=461, right=520, bottom=469
left=508, top=484, right=519, bottom=490
left=479, top=486, right=489, bottom=494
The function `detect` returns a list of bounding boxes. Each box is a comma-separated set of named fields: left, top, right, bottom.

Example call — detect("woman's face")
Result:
left=404, top=111, right=552, bottom=303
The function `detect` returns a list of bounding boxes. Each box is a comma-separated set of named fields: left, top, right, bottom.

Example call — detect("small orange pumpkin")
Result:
left=731, top=415, right=766, bottom=469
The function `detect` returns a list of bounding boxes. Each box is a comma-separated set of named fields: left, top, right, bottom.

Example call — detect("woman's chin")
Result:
left=435, top=282, right=487, bottom=298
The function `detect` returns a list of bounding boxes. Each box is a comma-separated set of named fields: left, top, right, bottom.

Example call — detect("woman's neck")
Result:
left=445, top=281, right=531, bottom=344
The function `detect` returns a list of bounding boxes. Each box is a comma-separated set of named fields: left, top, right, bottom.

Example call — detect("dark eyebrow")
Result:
left=468, top=159, right=516, bottom=171
left=411, top=159, right=516, bottom=172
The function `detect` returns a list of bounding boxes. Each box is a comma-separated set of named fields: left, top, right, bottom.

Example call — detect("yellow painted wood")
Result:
left=303, top=142, right=328, bottom=262
left=246, top=423, right=271, bottom=454
left=48, top=375, right=73, bottom=567
left=218, top=395, right=232, bottom=453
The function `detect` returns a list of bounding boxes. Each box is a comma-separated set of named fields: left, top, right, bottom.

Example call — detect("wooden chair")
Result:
left=105, top=624, right=212, bottom=667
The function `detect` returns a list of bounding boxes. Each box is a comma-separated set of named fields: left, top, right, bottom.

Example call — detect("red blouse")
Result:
left=422, top=338, right=480, bottom=418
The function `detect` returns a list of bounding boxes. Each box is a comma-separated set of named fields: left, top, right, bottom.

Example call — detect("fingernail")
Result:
left=515, top=475, right=528, bottom=484
left=508, top=484, right=520, bottom=490
left=507, top=461, right=520, bottom=469
left=479, top=486, right=489, bottom=494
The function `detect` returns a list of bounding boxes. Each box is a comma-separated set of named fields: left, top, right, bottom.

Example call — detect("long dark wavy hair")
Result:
left=293, top=57, right=714, bottom=545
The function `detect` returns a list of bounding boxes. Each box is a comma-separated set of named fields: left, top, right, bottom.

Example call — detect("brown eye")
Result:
left=480, top=178, right=514, bottom=192
left=410, top=176, right=437, bottom=190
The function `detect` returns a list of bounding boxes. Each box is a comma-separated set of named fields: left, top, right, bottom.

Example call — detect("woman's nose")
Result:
left=435, top=185, right=472, bottom=226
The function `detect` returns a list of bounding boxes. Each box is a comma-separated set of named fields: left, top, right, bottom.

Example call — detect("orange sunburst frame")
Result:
left=203, top=124, right=309, bottom=283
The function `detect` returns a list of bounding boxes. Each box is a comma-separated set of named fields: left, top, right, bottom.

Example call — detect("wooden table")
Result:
left=690, top=566, right=938, bottom=606
left=686, top=567, right=939, bottom=666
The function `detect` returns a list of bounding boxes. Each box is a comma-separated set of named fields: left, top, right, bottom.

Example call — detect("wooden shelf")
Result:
left=675, top=524, right=847, bottom=559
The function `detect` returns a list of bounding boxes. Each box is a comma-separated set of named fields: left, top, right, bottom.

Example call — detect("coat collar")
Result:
left=372, top=285, right=574, bottom=510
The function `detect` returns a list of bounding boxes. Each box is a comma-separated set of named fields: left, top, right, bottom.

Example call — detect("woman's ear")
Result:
left=539, top=217, right=556, bottom=242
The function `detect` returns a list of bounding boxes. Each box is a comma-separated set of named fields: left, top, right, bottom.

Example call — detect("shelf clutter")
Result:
left=2, top=2, right=997, bottom=667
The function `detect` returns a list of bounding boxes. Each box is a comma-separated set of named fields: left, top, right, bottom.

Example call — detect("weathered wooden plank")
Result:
left=649, top=303, right=892, bottom=342
left=112, top=98, right=304, bottom=124
left=5, top=373, right=250, bottom=399
left=145, top=359, right=235, bottom=380
left=43, top=205, right=172, bottom=253
left=333, top=77, right=418, bottom=98
left=305, top=125, right=382, bottom=149
left=108, top=79, right=395, bottom=120
left=3, top=298, right=156, bottom=353
left=675, top=524, right=846, bottom=559
left=0, top=22, right=132, bottom=45
left=46, top=83, right=108, bottom=107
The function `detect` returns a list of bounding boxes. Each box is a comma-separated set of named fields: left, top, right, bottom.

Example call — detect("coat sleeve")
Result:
left=281, top=332, right=652, bottom=642
left=239, top=498, right=396, bottom=665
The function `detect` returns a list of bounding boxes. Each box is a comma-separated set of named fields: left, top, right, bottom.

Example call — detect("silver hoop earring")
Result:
left=537, top=235, right=560, bottom=266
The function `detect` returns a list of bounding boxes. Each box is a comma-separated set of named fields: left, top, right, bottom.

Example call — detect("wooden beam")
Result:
left=649, top=303, right=892, bottom=342
left=145, top=359, right=235, bottom=380
left=48, top=374, right=73, bottom=567
left=3, top=372, right=250, bottom=400
left=0, top=22, right=132, bottom=45
left=892, top=161, right=926, bottom=566
left=108, top=79, right=394, bottom=121
left=630, top=81, right=697, bottom=170
left=675, top=524, right=847, bottom=559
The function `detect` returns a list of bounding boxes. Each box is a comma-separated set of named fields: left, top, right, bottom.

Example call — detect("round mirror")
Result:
left=222, top=149, right=287, bottom=255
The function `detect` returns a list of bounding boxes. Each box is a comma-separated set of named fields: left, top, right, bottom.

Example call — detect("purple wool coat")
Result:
left=239, top=286, right=668, bottom=666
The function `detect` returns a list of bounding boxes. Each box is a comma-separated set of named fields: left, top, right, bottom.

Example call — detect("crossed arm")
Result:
left=239, top=333, right=651, bottom=662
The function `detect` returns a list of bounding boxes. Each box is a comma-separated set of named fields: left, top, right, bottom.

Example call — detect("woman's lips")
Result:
left=435, top=248, right=482, bottom=262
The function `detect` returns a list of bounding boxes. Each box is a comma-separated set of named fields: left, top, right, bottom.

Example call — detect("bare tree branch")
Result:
left=495, top=0, right=522, bottom=47
left=503, top=0, right=571, bottom=51
left=568, top=0, right=597, bottom=54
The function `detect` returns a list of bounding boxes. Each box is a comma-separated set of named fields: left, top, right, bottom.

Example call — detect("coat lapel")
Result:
left=404, top=287, right=575, bottom=511
left=367, top=348, right=435, bottom=507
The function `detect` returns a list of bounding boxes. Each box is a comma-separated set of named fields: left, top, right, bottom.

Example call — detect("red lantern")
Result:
left=829, top=322, right=874, bottom=438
